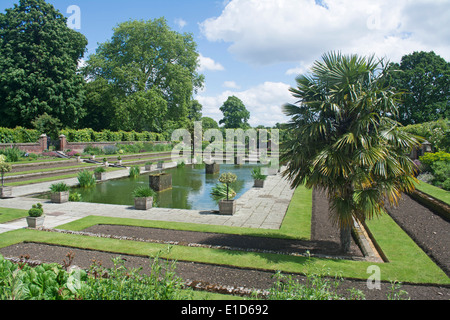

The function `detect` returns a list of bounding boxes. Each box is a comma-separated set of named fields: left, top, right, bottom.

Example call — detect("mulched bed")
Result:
left=1, top=189, right=449, bottom=300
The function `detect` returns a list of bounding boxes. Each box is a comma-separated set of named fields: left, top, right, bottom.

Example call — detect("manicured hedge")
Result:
left=59, top=128, right=167, bottom=143
left=0, top=127, right=41, bottom=143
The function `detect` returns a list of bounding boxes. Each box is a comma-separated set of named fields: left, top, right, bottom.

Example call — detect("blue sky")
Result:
left=1, top=0, right=449, bottom=127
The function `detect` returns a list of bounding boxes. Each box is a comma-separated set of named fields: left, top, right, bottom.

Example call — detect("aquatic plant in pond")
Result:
left=78, top=170, right=96, bottom=188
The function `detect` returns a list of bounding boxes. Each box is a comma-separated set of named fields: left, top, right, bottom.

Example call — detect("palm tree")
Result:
left=281, top=52, right=421, bottom=253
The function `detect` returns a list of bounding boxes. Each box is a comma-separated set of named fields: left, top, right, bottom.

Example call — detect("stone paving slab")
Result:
left=0, top=166, right=296, bottom=234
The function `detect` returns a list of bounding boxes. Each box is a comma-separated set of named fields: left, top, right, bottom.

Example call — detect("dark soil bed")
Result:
left=1, top=189, right=449, bottom=300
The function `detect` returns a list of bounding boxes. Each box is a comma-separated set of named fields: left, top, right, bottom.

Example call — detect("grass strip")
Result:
left=414, top=181, right=450, bottom=205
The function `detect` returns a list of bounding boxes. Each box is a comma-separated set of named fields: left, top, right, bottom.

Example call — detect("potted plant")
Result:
left=145, top=161, right=153, bottom=171
left=218, top=172, right=237, bottom=215
left=103, top=158, right=109, bottom=167
left=26, top=203, right=45, bottom=228
left=157, top=160, right=164, bottom=169
left=117, top=156, right=122, bottom=165
left=0, top=155, right=12, bottom=198
left=94, top=167, right=106, bottom=180
left=75, top=153, right=82, bottom=163
left=251, top=167, right=267, bottom=188
left=49, top=182, right=70, bottom=203
left=133, top=186, right=157, bottom=210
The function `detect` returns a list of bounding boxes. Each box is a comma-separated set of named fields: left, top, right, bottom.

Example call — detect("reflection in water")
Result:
left=74, top=164, right=259, bottom=210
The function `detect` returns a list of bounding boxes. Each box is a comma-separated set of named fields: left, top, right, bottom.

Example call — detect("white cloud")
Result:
left=174, top=18, right=187, bottom=29
left=200, top=0, right=450, bottom=66
left=223, top=81, right=240, bottom=89
left=197, top=54, right=225, bottom=72
left=196, top=82, right=295, bottom=127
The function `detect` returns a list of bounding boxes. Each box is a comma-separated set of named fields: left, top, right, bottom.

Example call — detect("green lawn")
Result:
left=415, top=181, right=450, bottom=205
left=0, top=185, right=448, bottom=286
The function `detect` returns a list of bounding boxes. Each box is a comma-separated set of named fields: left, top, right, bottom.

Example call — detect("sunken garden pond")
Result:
left=59, top=163, right=261, bottom=211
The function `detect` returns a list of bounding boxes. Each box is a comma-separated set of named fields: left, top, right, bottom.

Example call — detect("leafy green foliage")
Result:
left=28, top=203, right=44, bottom=217
left=49, top=182, right=70, bottom=193
left=0, top=0, right=88, bottom=128
left=82, top=17, right=204, bottom=133
left=251, top=167, right=267, bottom=180
left=389, top=51, right=450, bottom=125
left=132, top=186, right=157, bottom=198
left=77, top=170, right=96, bottom=188
left=129, top=166, right=141, bottom=178
left=219, top=96, right=250, bottom=129
left=402, top=119, right=449, bottom=152
left=211, top=183, right=236, bottom=200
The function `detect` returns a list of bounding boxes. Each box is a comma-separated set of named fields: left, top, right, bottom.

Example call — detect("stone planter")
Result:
left=26, top=216, right=45, bottom=229
left=145, top=164, right=153, bottom=171
left=205, top=163, right=220, bottom=174
left=219, top=200, right=236, bottom=215
left=76, top=156, right=82, bottom=163
left=149, top=173, right=172, bottom=192
left=95, top=172, right=105, bottom=181
left=157, top=162, right=164, bottom=169
left=51, top=191, right=69, bottom=204
left=0, top=186, right=12, bottom=199
left=253, top=179, right=265, bottom=188
left=104, top=162, right=109, bottom=167
left=134, top=197, right=153, bottom=210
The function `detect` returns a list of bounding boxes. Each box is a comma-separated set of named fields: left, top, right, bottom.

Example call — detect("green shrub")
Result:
left=28, top=203, right=44, bottom=217
left=132, top=186, right=157, bottom=198
left=431, top=161, right=450, bottom=190
left=94, top=167, right=106, bottom=174
left=211, top=183, right=236, bottom=200
left=78, top=170, right=96, bottom=188
left=129, top=166, right=140, bottom=178
left=251, top=167, right=267, bottom=180
left=402, top=119, right=449, bottom=152
left=69, top=192, right=82, bottom=202
left=49, top=182, right=70, bottom=193
left=0, top=147, right=24, bottom=162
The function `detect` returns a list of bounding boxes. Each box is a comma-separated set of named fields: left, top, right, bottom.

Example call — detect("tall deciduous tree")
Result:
left=281, top=52, right=421, bottom=253
left=82, top=18, right=204, bottom=132
left=0, top=0, right=88, bottom=128
left=219, top=96, right=250, bottom=129
left=390, top=51, right=449, bottom=125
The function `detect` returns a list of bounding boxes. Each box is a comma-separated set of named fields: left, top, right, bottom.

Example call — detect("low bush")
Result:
left=132, top=186, right=157, bottom=198
left=77, top=170, right=96, bottom=188
left=129, top=166, right=140, bottom=178
left=50, top=182, right=70, bottom=193
left=28, top=203, right=44, bottom=217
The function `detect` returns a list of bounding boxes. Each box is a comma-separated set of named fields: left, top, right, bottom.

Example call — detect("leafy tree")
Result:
left=281, top=52, right=421, bottom=252
left=219, top=96, right=250, bottom=129
left=201, top=117, right=219, bottom=130
left=31, top=113, right=62, bottom=140
left=188, top=100, right=203, bottom=122
left=82, top=18, right=204, bottom=132
left=390, top=51, right=449, bottom=125
left=0, top=0, right=88, bottom=128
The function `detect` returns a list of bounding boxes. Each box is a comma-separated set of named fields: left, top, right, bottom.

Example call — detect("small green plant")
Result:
left=28, top=203, right=44, bottom=217
left=132, top=186, right=157, bottom=198
left=103, top=158, right=108, bottom=163
left=251, top=167, right=267, bottom=180
left=78, top=170, right=96, bottom=188
left=69, top=192, right=82, bottom=202
left=387, top=280, right=410, bottom=300
left=218, top=172, right=237, bottom=201
left=49, top=182, right=70, bottom=193
left=211, top=183, right=236, bottom=200
left=94, top=167, right=106, bottom=174
left=129, top=166, right=140, bottom=178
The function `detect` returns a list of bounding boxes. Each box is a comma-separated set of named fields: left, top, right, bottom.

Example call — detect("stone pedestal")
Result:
left=149, top=173, right=172, bottom=192
left=205, top=163, right=220, bottom=174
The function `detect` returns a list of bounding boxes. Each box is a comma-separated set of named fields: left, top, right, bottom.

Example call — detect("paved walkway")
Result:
left=0, top=164, right=295, bottom=234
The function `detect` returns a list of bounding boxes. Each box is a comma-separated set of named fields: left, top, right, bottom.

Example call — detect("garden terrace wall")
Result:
left=62, top=139, right=171, bottom=154
left=0, top=134, right=47, bottom=154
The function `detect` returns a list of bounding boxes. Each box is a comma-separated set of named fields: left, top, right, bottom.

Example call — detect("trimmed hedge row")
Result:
left=60, top=128, right=168, bottom=143
left=0, top=127, right=169, bottom=143
left=0, top=127, right=41, bottom=144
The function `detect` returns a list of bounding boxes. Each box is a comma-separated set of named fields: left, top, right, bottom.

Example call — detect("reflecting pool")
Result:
left=73, top=164, right=259, bottom=210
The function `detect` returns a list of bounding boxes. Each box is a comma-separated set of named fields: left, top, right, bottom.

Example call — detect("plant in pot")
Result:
left=157, top=160, right=164, bottom=169
left=218, top=172, right=237, bottom=215
left=49, top=182, right=70, bottom=203
left=0, top=155, right=12, bottom=198
left=145, top=162, right=153, bottom=171
left=117, top=156, right=122, bottom=165
left=103, top=158, right=109, bottom=167
left=251, top=167, right=267, bottom=188
left=133, top=186, right=157, bottom=210
left=94, top=166, right=106, bottom=180
left=75, top=153, right=82, bottom=163
left=27, top=203, right=45, bottom=228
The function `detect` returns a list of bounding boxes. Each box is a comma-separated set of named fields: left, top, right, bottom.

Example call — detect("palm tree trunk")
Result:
left=340, top=225, right=352, bottom=253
